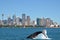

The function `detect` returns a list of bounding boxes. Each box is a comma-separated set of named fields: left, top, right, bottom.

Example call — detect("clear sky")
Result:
left=0, top=0, right=60, bottom=24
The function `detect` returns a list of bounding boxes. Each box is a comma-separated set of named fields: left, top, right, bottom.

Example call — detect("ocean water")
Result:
left=0, top=27, right=60, bottom=40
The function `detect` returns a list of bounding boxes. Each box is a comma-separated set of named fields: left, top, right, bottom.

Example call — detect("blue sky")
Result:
left=0, top=0, right=60, bottom=24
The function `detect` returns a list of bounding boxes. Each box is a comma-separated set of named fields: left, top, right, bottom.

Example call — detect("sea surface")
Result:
left=0, top=27, right=60, bottom=40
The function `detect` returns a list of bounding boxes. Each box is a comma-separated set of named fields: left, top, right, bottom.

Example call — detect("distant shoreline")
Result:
left=0, top=25, right=60, bottom=28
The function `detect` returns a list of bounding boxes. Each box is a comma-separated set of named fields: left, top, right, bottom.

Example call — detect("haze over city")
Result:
left=0, top=0, right=60, bottom=24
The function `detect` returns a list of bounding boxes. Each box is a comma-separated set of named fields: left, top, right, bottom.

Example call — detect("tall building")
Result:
left=40, top=18, right=46, bottom=26
left=8, top=16, right=13, bottom=25
left=1, top=14, right=4, bottom=25
left=22, top=14, right=26, bottom=26
left=36, top=18, right=40, bottom=26
left=12, top=15, right=16, bottom=25
left=3, top=20, right=7, bottom=25
left=46, top=18, right=53, bottom=27
left=19, top=18, right=22, bottom=26
left=27, top=16, right=30, bottom=26
left=0, top=20, right=2, bottom=25
left=32, top=20, right=35, bottom=27
left=16, top=17, right=20, bottom=25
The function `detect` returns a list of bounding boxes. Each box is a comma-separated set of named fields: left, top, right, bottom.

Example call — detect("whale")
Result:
left=27, top=30, right=51, bottom=39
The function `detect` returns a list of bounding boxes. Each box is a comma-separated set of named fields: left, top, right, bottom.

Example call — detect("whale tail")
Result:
left=27, top=31, right=42, bottom=39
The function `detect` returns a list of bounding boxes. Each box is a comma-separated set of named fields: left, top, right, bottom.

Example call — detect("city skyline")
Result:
left=0, top=13, right=59, bottom=25
left=0, top=13, right=59, bottom=27
left=0, top=0, right=60, bottom=24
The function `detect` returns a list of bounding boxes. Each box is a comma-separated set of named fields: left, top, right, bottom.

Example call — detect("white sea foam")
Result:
left=33, top=31, right=51, bottom=39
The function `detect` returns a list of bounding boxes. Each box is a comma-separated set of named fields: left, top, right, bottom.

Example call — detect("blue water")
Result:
left=0, top=27, right=60, bottom=40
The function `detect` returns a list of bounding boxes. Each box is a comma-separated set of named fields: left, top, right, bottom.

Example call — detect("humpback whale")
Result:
left=27, top=30, right=50, bottom=39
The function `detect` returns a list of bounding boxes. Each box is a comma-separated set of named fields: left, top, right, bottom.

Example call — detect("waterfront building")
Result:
left=40, top=18, right=46, bottom=27
left=53, top=22, right=58, bottom=27
left=32, top=20, right=35, bottom=27
left=27, top=16, right=30, bottom=26
left=36, top=18, right=40, bottom=26
left=8, top=16, right=13, bottom=25
left=20, top=18, right=22, bottom=26
left=16, top=17, right=20, bottom=25
left=22, top=14, right=26, bottom=27
left=25, top=20, right=27, bottom=26
left=0, top=20, right=2, bottom=25
left=12, top=15, right=16, bottom=25
left=46, top=18, right=53, bottom=27
left=3, top=20, right=8, bottom=25
left=1, top=20, right=4, bottom=25
left=1, top=14, right=4, bottom=25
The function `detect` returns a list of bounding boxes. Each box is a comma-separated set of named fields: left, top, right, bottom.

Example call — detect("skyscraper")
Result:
left=40, top=18, right=46, bottom=26
left=22, top=14, right=26, bottom=27
left=46, top=18, right=53, bottom=27
left=36, top=18, right=40, bottom=26
left=32, top=20, right=35, bottom=27
left=16, top=17, right=20, bottom=25
left=12, top=15, right=16, bottom=25
left=1, top=14, right=4, bottom=25
left=8, top=16, right=11, bottom=25
left=27, top=16, right=30, bottom=26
